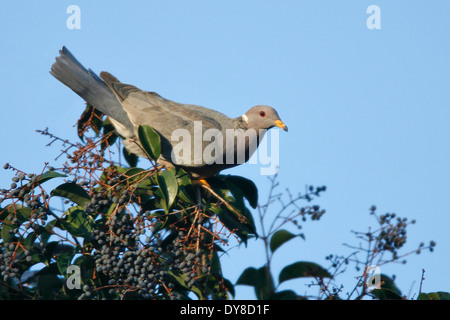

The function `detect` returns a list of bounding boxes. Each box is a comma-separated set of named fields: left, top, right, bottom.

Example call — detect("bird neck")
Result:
left=232, top=116, right=249, bottom=130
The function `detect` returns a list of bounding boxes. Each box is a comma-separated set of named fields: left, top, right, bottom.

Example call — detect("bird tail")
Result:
left=50, top=46, right=134, bottom=131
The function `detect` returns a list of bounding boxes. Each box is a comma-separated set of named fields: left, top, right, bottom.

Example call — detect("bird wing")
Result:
left=100, top=71, right=229, bottom=167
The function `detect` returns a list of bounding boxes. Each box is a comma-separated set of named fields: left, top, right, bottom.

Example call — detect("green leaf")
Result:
left=223, top=278, right=235, bottom=299
left=206, top=176, right=257, bottom=241
left=167, top=270, right=204, bottom=300
left=23, top=231, right=37, bottom=250
left=269, top=290, right=299, bottom=300
left=16, top=206, right=32, bottom=221
left=123, top=147, right=139, bottom=167
left=270, top=229, right=299, bottom=253
left=35, top=171, right=67, bottom=185
left=236, top=267, right=260, bottom=286
left=59, top=206, right=94, bottom=239
left=372, top=288, right=403, bottom=300
left=156, top=169, right=178, bottom=212
left=371, top=274, right=403, bottom=300
left=210, top=204, right=256, bottom=245
left=437, top=292, right=450, bottom=300
left=77, top=105, right=104, bottom=137
left=77, top=105, right=96, bottom=141
left=37, top=264, right=64, bottom=298
left=51, top=183, right=90, bottom=206
left=123, top=167, right=147, bottom=182
left=56, top=251, right=75, bottom=277
left=236, top=266, right=274, bottom=300
left=1, top=206, right=32, bottom=245
left=1, top=218, right=15, bottom=246
left=37, top=273, right=63, bottom=298
left=278, top=261, right=332, bottom=284
left=0, top=206, right=9, bottom=221
left=101, top=117, right=119, bottom=151
left=137, top=125, right=161, bottom=161
left=90, top=107, right=105, bottom=134
left=222, top=175, right=258, bottom=209
left=72, top=254, right=96, bottom=284
left=174, top=168, right=195, bottom=204
left=39, top=219, right=58, bottom=245
left=418, top=292, right=439, bottom=300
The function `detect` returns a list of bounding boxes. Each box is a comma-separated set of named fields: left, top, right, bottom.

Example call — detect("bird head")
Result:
left=242, top=105, right=288, bottom=132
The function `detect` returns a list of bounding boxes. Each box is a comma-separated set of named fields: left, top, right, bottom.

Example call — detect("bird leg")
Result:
left=192, top=179, right=210, bottom=209
left=195, top=179, right=246, bottom=222
left=195, top=185, right=203, bottom=209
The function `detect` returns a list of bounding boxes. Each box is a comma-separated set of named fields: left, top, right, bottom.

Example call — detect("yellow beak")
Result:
left=274, top=120, right=288, bottom=132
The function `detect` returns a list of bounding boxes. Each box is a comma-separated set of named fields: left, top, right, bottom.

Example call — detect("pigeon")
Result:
left=50, top=46, right=287, bottom=178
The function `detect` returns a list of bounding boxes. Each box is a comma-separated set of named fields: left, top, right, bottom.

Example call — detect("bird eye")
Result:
left=259, top=111, right=266, bottom=117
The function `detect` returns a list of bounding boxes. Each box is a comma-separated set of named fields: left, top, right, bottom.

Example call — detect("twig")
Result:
left=418, top=269, right=425, bottom=295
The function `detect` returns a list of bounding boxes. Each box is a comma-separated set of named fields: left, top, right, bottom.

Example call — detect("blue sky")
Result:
left=1, top=1, right=449, bottom=299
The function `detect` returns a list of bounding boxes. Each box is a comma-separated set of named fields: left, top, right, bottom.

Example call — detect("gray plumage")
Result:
left=50, top=46, right=287, bottom=178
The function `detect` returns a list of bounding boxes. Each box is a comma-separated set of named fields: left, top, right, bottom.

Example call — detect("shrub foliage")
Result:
left=0, top=105, right=446, bottom=300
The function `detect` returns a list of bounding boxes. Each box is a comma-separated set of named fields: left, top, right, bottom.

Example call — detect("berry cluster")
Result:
left=84, top=215, right=208, bottom=300
left=0, top=168, right=52, bottom=283
left=0, top=166, right=47, bottom=210
left=0, top=248, right=20, bottom=282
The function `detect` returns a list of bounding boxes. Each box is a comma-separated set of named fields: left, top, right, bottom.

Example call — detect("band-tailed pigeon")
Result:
left=50, top=47, right=287, bottom=178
